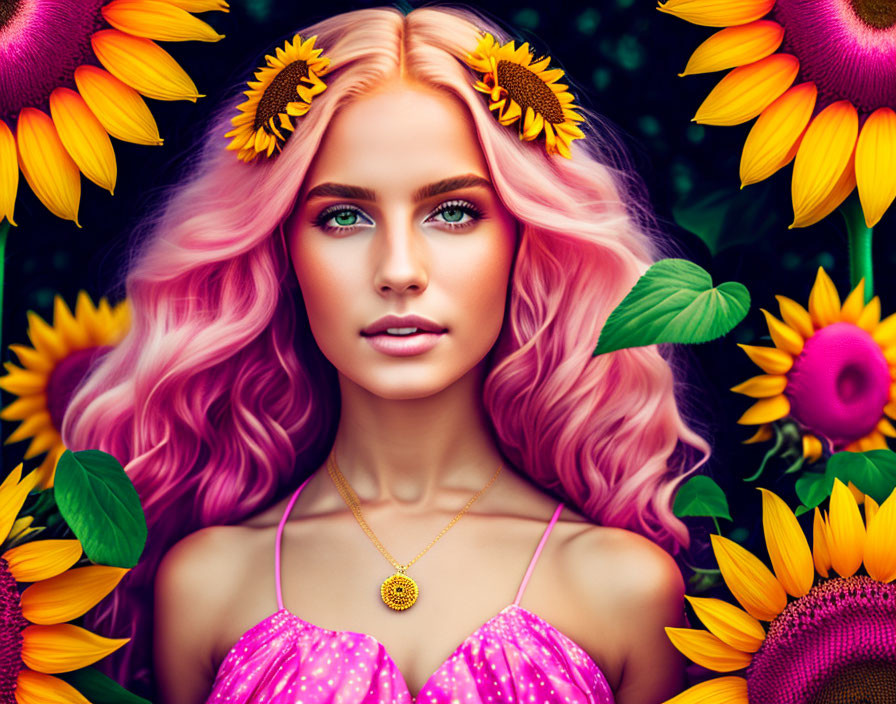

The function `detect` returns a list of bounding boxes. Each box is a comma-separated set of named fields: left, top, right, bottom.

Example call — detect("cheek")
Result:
left=444, top=238, right=515, bottom=333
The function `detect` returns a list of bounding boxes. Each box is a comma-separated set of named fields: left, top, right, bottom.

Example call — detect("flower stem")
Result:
left=711, top=515, right=721, bottom=536
left=839, top=194, right=873, bottom=303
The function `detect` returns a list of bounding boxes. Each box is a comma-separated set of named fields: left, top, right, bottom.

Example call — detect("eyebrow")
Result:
left=303, top=174, right=493, bottom=203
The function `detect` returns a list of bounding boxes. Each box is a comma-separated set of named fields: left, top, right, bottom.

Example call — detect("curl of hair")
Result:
left=63, top=4, right=711, bottom=698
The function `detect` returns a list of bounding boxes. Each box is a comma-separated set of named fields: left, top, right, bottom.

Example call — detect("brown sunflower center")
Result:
left=813, top=660, right=896, bottom=703
left=0, top=557, right=28, bottom=699
left=0, top=0, right=23, bottom=30
left=255, top=60, right=310, bottom=137
left=850, top=0, right=896, bottom=29
left=495, top=60, right=565, bottom=124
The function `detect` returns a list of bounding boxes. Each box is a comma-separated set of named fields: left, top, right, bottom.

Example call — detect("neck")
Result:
left=329, top=361, right=506, bottom=508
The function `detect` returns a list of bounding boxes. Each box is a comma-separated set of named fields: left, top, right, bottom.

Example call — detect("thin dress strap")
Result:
left=275, top=474, right=313, bottom=611
left=513, top=501, right=565, bottom=606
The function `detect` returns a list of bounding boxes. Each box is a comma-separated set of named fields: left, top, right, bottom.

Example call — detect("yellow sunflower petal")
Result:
left=737, top=395, right=790, bottom=425
left=791, top=101, right=859, bottom=227
left=775, top=294, right=815, bottom=339
left=864, top=488, right=896, bottom=582
left=15, top=108, right=82, bottom=227
left=807, top=267, right=842, bottom=329
left=51, top=295, right=91, bottom=349
left=864, top=494, right=880, bottom=526
left=760, top=308, right=804, bottom=355
left=662, top=676, right=749, bottom=704
left=6, top=412, right=53, bottom=445
left=736, top=343, right=793, bottom=374
left=839, top=279, right=866, bottom=324
left=873, top=311, right=896, bottom=348
left=743, top=423, right=774, bottom=444
left=790, top=144, right=857, bottom=229
left=657, top=0, right=776, bottom=26
left=101, top=0, right=225, bottom=42
left=20, top=565, right=129, bottom=624
left=684, top=595, right=766, bottom=652
left=694, top=54, right=799, bottom=127
left=740, top=81, right=816, bottom=187
left=665, top=627, right=753, bottom=671
left=0, top=119, right=17, bottom=227
left=856, top=295, right=881, bottom=332
left=855, top=107, right=896, bottom=228
left=758, top=488, right=814, bottom=597
left=680, top=20, right=784, bottom=76
left=21, top=623, right=129, bottom=673
left=74, top=66, right=163, bottom=146
left=802, top=434, right=823, bottom=463
left=164, top=0, right=230, bottom=10
left=877, top=417, right=896, bottom=438
left=710, top=533, right=788, bottom=620
left=8, top=342, right=53, bottom=373
left=828, top=477, right=866, bottom=578
left=0, top=468, right=40, bottom=545
left=91, top=29, right=203, bottom=102
left=0, top=365, right=45, bottom=396
left=48, top=88, right=117, bottom=195
left=15, top=670, right=92, bottom=704
left=2, top=538, right=82, bottom=582
left=730, top=374, right=787, bottom=398
left=0, top=395, right=47, bottom=422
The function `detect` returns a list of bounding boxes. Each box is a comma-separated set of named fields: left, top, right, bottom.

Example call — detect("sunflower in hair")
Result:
left=225, top=33, right=331, bottom=162
left=463, top=33, right=586, bottom=159
left=0, top=292, right=130, bottom=490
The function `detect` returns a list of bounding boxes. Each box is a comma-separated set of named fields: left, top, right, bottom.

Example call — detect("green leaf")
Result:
left=56, top=668, right=151, bottom=704
left=53, top=450, right=147, bottom=567
left=794, top=471, right=833, bottom=510
left=826, top=450, right=896, bottom=505
left=673, top=475, right=732, bottom=521
left=594, top=259, right=750, bottom=355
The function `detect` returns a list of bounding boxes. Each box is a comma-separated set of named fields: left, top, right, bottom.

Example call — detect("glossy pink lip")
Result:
left=363, top=331, right=445, bottom=357
left=361, top=313, right=446, bottom=336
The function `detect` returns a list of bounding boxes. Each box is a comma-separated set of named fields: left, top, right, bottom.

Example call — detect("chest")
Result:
left=210, top=515, right=621, bottom=697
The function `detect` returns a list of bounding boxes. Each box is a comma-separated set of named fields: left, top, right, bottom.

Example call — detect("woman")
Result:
left=64, top=5, right=711, bottom=704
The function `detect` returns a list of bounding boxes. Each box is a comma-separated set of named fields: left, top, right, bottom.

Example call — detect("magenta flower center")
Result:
left=0, top=0, right=108, bottom=123
left=785, top=322, right=890, bottom=449
left=46, top=345, right=111, bottom=432
left=747, top=576, right=896, bottom=703
left=0, top=557, right=27, bottom=701
left=773, top=0, right=896, bottom=113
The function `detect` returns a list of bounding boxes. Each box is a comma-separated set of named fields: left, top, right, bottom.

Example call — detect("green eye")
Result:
left=334, top=210, right=358, bottom=226
left=441, top=207, right=464, bottom=223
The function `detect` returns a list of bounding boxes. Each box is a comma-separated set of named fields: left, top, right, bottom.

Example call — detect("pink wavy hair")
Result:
left=63, top=4, right=711, bottom=698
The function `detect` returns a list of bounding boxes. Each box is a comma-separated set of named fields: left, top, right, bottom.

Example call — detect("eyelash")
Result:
left=313, top=199, right=485, bottom=233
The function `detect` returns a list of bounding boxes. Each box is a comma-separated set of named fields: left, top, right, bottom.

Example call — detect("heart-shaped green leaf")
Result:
left=673, top=475, right=732, bottom=521
left=594, top=258, right=750, bottom=355
left=53, top=449, right=147, bottom=567
left=794, top=471, right=833, bottom=512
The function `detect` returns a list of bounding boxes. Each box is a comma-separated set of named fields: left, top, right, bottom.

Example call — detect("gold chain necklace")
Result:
left=326, top=451, right=502, bottom=611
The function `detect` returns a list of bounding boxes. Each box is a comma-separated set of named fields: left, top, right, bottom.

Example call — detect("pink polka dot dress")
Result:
left=206, top=475, right=615, bottom=703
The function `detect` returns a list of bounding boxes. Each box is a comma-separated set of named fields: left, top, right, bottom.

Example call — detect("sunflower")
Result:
left=0, top=0, right=229, bottom=227
left=0, top=292, right=130, bottom=491
left=657, top=0, right=896, bottom=229
left=663, top=479, right=896, bottom=703
left=224, top=33, right=331, bottom=162
left=0, top=462, right=130, bottom=704
left=463, top=33, right=586, bottom=159
left=732, top=267, right=896, bottom=462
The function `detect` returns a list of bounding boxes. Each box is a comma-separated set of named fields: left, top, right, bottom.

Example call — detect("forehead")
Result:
left=301, top=82, right=490, bottom=194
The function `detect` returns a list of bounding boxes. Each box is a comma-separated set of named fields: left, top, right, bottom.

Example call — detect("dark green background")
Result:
left=4, top=0, right=894, bottom=573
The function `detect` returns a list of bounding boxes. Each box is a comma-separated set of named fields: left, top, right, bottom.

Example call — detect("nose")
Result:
left=372, top=216, right=429, bottom=296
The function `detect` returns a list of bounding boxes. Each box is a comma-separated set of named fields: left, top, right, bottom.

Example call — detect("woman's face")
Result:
left=286, top=81, right=518, bottom=400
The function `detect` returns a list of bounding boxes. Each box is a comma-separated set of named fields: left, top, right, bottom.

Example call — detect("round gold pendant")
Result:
left=381, top=572, right=419, bottom=610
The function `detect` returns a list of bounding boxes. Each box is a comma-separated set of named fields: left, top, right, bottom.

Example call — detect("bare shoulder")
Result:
left=154, top=525, right=256, bottom=704
left=562, top=522, right=688, bottom=702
